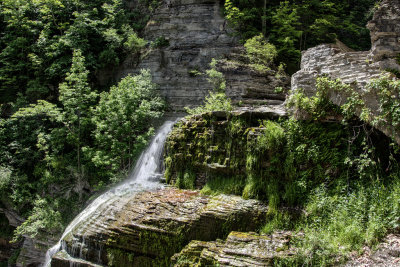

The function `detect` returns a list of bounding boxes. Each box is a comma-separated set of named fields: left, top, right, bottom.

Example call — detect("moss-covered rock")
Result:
left=54, top=188, right=268, bottom=267
left=171, top=231, right=299, bottom=266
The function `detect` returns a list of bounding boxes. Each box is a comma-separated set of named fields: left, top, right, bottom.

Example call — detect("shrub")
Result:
left=244, top=34, right=278, bottom=71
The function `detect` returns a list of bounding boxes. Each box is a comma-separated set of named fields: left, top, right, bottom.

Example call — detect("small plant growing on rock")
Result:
left=185, top=59, right=232, bottom=114
left=244, top=34, right=278, bottom=72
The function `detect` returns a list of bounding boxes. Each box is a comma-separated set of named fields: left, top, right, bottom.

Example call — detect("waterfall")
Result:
left=43, top=119, right=178, bottom=266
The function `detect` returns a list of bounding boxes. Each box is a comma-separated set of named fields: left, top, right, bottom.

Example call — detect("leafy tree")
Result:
left=270, top=1, right=302, bottom=72
left=58, top=49, right=97, bottom=173
left=90, top=69, right=164, bottom=175
left=0, top=0, right=146, bottom=106
left=12, top=197, right=63, bottom=241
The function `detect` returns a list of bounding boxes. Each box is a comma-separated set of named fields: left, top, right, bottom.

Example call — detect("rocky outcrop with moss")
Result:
left=171, top=231, right=298, bottom=266
left=51, top=188, right=268, bottom=266
left=291, top=0, right=400, bottom=144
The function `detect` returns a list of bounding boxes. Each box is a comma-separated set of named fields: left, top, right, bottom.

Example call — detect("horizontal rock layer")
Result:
left=109, top=0, right=289, bottom=110
left=52, top=188, right=268, bottom=266
left=171, top=231, right=297, bottom=266
left=290, top=0, right=400, bottom=144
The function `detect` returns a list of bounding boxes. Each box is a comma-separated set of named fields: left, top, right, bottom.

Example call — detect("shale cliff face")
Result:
left=291, top=0, right=400, bottom=143
left=117, top=0, right=237, bottom=110
left=115, top=0, right=289, bottom=110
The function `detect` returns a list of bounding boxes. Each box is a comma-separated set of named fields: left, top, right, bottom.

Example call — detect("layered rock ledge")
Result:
left=171, top=231, right=297, bottom=266
left=291, top=0, right=400, bottom=144
left=52, top=188, right=268, bottom=266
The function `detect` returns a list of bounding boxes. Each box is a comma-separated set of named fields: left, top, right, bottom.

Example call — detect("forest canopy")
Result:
left=224, top=0, right=377, bottom=73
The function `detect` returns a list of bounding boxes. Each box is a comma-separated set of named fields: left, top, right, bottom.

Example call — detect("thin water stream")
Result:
left=43, top=119, right=177, bottom=266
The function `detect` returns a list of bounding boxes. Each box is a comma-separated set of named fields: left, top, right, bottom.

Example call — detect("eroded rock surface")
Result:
left=171, top=231, right=297, bottom=266
left=109, top=0, right=289, bottom=110
left=291, top=0, right=400, bottom=144
left=52, top=188, right=268, bottom=266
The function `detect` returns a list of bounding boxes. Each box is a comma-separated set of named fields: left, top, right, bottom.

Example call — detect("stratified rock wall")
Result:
left=114, top=0, right=289, bottom=110
left=291, top=0, right=400, bottom=143
left=368, top=0, right=400, bottom=61
left=117, top=0, right=237, bottom=110
left=291, top=45, right=382, bottom=96
left=52, top=188, right=268, bottom=266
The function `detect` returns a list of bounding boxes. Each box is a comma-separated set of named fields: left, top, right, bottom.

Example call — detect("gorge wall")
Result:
left=114, top=0, right=289, bottom=110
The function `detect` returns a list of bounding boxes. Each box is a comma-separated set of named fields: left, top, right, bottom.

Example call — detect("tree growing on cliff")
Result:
left=59, top=49, right=97, bottom=173
left=89, top=69, right=164, bottom=177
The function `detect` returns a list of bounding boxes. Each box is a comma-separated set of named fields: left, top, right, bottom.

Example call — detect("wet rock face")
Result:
left=52, top=188, right=268, bottom=266
left=164, top=109, right=287, bottom=189
left=171, top=231, right=297, bottom=266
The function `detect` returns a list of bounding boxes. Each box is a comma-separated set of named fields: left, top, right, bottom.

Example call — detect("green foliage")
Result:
left=244, top=34, right=277, bottom=72
left=0, top=0, right=147, bottom=105
left=270, top=1, right=302, bottom=72
left=186, top=59, right=232, bottom=115
left=286, top=175, right=400, bottom=266
left=368, top=74, right=400, bottom=130
left=59, top=49, right=97, bottom=171
left=185, top=92, right=232, bottom=115
left=176, top=171, right=196, bottom=190
left=223, top=0, right=376, bottom=73
left=151, top=36, right=169, bottom=48
left=201, top=176, right=246, bottom=196
left=90, top=69, right=165, bottom=174
left=13, top=197, right=63, bottom=241
left=205, top=59, right=226, bottom=93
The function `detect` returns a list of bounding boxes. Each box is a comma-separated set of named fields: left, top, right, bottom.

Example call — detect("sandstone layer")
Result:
left=51, top=188, right=268, bottom=266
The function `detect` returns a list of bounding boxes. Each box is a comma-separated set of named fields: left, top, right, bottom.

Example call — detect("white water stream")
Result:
left=43, top=119, right=177, bottom=266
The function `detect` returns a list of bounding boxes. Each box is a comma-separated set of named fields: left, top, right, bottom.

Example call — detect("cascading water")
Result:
left=43, top=119, right=178, bottom=266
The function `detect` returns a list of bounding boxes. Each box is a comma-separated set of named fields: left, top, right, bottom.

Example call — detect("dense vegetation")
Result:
left=224, top=0, right=377, bottom=73
left=0, top=0, right=395, bottom=265
left=0, top=0, right=150, bottom=108
left=0, top=0, right=165, bottom=252
left=169, top=73, right=400, bottom=265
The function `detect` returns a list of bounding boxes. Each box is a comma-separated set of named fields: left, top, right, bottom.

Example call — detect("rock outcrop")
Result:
left=111, top=0, right=289, bottom=110
left=171, top=231, right=297, bottom=266
left=164, top=109, right=287, bottom=189
left=291, top=0, right=400, bottom=144
left=51, top=188, right=268, bottom=266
